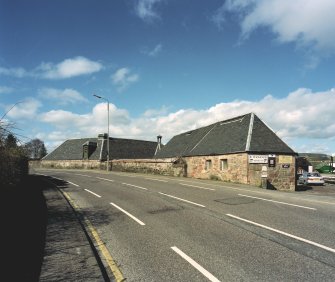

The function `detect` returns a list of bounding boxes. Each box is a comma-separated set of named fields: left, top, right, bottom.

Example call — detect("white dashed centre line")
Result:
left=67, top=181, right=79, bottom=187
left=159, top=192, right=205, bottom=207
left=74, top=173, right=92, bottom=177
left=227, top=214, right=335, bottom=254
left=238, top=194, right=316, bottom=210
left=96, top=177, right=114, bottom=182
left=110, top=202, right=145, bottom=226
left=180, top=183, right=215, bottom=191
left=145, top=177, right=168, bottom=182
left=84, top=189, right=101, bottom=198
left=122, top=183, right=148, bottom=190
left=171, top=246, right=221, bottom=282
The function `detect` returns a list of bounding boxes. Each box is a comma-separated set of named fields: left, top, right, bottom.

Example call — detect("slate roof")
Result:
left=154, top=113, right=296, bottom=158
left=43, top=137, right=158, bottom=161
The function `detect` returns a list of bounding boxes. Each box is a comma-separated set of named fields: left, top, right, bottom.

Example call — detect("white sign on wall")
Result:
left=248, top=155, right=268, bottom=164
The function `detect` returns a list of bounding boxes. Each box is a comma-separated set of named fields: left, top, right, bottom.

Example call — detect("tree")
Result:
left=24, top=138, right=48, bottom=159
left=5, top=133, right=18, bottom=149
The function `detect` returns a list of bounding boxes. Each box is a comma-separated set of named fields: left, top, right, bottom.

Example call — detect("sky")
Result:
left=1, top=0, right=335, bottom=156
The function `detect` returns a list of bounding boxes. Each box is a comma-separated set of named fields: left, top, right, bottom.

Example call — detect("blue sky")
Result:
left=1, top=0, right=335, bottom=155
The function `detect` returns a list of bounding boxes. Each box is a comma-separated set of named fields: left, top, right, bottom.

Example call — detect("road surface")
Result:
left=34, top=168, right=335, bottom=281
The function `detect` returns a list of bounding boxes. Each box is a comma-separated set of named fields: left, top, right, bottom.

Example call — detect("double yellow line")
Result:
left=63, top=191, right=125, bottom=282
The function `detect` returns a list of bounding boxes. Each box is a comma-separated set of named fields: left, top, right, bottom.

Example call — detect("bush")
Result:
left=0, top=147, right=28, bottom=188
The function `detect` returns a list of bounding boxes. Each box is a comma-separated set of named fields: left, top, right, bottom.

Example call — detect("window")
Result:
left=205, top=160, right=212, bottom=170
left=220, top=159, right=228, bottom=170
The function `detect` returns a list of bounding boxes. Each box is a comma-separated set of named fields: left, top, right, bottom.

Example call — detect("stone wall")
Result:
left=37, top=153, right=296, bottom=191
left=38, top=160, right=105, bottom=170
left=248, top=155, right=296, bottom=191
left=111, top=158, right=185, bottom=177
left=185, top=154, right=248, bottom=183
left=183, top=153, right=296, bottom=191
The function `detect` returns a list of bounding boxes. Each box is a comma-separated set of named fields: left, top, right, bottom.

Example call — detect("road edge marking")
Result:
left=62, top=191, right=125, bottom=281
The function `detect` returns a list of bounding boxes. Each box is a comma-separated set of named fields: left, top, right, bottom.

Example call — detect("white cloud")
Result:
left=111, top=68, right=139, bottom=91
left=38, top=88, right=88, bottom=105
left=135, top=0, right=163, bottom=22
left=0, top=67, right=28, bottom=78
left=40, top=110, right=90, bottom=129
left=0, top=86, right=13, bottom=94
left=39, top=88, right=335, bottom=155
left=6, top=98, right=41, bottom=120
left=0, top=57, right=103, bottom=79
left=211, top=4, right=227, bottom=30
left=38, top=56, right=103, bottom=79
left=144, top=43, right=163, bottom=57
left=214, top=0, right=335, bottom=56
left=143, top=105, right=169, bottom=117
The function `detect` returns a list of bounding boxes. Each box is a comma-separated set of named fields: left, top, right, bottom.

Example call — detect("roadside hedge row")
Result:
left=0, top=148, right=29, bottom=188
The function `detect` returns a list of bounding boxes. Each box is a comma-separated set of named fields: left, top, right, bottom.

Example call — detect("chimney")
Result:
left=98, top=133, right=108, bottom=140
left=155, top=135, right=162, bottom=156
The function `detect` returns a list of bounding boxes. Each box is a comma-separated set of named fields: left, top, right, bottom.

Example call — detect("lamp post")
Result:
left=93, top=94, right=110, bottom=171
left=1, top=100, right=24, bottom=121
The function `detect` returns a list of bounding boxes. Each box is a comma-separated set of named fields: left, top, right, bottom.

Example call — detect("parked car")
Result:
left=298, top=171, right=325, bottom=185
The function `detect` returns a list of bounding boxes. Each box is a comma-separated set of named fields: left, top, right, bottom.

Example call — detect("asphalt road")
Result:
left=33, top=168, right=335, bottom=281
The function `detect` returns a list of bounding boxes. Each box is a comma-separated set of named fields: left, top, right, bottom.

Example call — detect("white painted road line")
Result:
left=159, top=192, right=205, bottom=208
left=52, top=177, right=64, bottom=181
left=67, top=181, right=79, bottom=187
left=176, top=180, right=265, bottom=194
left=238, top=194, right=316, bottom=210
left=226, top=214, right=335, bottom=254
left=34, top=173, right=46, bottom=176
left=96, top=177, right=114, bottom=182
left=122, top=183, right=148, bottom=190
left=74, top=173, right=92, bottom=178
left=171, top=246, right=221, bottom=282
left=145, top=177, right=168, bottom=182
left=110, top=202, right=145, bottom=226
left=112, top=172, right=138, bottom=178
left=180, top=183, right=215, bottom=191
left=84, top=189, right=101, bottom=198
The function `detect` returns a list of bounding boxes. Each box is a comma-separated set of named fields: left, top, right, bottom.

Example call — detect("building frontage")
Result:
left=153, top=113, right=297, bottom=191
left=39, top=113, right=298, bottom=191
left=40, top=133, right=159, bottom=170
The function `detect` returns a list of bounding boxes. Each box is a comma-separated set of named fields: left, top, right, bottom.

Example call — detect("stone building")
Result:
left=41, top=133, right=159, bottom=170
left=40, top=113, right=297, bottom=191
left=154, top=112, right=297, bottom=191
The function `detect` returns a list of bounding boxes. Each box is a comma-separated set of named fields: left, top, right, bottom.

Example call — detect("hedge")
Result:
left=0, top=148, right=29, bottom=188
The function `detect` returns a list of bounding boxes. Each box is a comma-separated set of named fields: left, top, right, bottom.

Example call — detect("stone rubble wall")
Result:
left=182, top=153, right=296, bottom=191
left=36, top=153, right=296, bottom=191
left=36, top=160, right=105, bottom=170
left=111, top=158, right=185, bottom=177
left=185, top=154, right=248, bottom=183
left=249, top=155, right=296, bottom=191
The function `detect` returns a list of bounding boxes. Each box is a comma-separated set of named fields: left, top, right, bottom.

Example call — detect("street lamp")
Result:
left=0, top=100, right=24, bottom=121
left=93, top=94, right=110, bottom=171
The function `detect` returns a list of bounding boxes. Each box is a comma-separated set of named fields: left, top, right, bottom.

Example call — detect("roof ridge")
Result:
left=245, top=113, right=254, bottom=151
left=189, top=123, right=218, bottom=153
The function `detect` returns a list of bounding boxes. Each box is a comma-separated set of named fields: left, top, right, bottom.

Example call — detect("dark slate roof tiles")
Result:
left=43, top=137, right=158, bottom=161
left=155, top=113, right=296, bottom=158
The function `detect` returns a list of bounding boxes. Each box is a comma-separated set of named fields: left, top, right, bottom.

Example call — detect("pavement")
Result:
left=2, top=171, right=335, bottom=281
left=2, top=174, right=111, bottom=282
